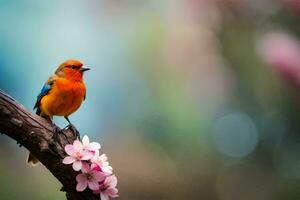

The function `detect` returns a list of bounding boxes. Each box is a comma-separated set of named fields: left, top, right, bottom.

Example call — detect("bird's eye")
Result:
left=71, top=65, right=77, bottom=69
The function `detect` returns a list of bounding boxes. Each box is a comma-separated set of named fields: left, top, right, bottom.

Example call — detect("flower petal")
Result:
left=88, top=180, right=100, bottom=191
left=106, top=175, right=118, bottom=188
left=73, top=140, right=83, bottom=151
left=102, top=166, right=113, bottom=174
left=81, top=162, right=90, bottom=173
left=91, top=163, right=99, bottom=171
left=91, top=155, right=99, bottom=164
left=99, top=154, right=108, bottom=161
left=106, top=187, right=119, bottom=197
left=76, top=173, right=87, bottom=183
left=89, top=142, right=101, bottom=150
left=62, top=156, right=75, bottom=164
left=64, top=145, right=75, bottom=156
left=93, top=189, right=100, bottom=194
left=76, top=174, right=88, bottom=192
left=93, top=165, right=101, bottom=172
left=93, top=171, right=107, bottom=182
left=72, top=160, right=82, bottom=171
left=81, top=151, right=94, bottom=160
left=82, top=135, right=90, bottom=146
left=100, top=193, right=109, bottom=200
left=94, top=150, right=100, bottom=157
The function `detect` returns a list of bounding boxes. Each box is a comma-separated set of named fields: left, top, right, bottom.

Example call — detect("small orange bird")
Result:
left=28, top=59, right=90, bottom=165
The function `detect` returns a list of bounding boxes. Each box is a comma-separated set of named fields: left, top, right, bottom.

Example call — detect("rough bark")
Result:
left=0, top=89, right=99, bottom=200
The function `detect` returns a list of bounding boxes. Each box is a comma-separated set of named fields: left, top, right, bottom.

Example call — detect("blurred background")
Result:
left=1, top=0, right=300, bottom=199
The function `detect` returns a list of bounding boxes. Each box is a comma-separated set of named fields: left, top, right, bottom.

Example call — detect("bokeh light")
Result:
left=213, top=111, right=258, bottom=158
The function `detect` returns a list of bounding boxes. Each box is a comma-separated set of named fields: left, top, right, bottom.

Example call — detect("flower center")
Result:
left=75, top=152, right=82, bottom=160
left=86, top=173, right=93, bottom=180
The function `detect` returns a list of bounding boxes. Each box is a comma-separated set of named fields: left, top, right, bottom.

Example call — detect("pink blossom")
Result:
left=258, top=32, right=300, bottom=87
left=62, top=135, right=118, bottom=198
left=94, top=175, right=119, bottom=200
left=62, top=140, right=94, bottom=171
left=82, top=135, right=101, bottom=153
left=76, top=162, right=107, bottom=192
left=91, top=152, right=113, bottom=174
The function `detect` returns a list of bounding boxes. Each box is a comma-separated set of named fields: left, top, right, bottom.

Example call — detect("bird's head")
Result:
left=55, top=59, right=90, bottom=81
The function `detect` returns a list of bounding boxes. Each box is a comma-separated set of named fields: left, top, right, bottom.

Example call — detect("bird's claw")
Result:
left=66, top=124, right=81, bottom=140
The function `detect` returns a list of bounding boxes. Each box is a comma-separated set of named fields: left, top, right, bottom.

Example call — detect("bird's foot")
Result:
left=65, top=124, right=81, bottom=140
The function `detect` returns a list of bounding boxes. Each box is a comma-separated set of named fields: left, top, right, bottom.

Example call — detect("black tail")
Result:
left=35, top=107, right=41, bottom=115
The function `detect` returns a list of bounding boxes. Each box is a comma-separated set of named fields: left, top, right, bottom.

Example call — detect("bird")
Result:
left=27, top=59, right=90, bottom=165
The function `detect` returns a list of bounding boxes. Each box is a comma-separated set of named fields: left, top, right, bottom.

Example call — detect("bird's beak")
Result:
left=80, top=66, right=90, bottom=72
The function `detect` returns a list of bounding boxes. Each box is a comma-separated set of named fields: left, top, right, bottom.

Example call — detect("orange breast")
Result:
left=40, top=78, right=86, bottom=117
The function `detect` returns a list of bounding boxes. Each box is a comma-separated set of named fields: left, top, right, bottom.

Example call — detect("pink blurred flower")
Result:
left=76, top=162, right=107, bottom=192
left=281, top=0, right=300, bottom=15
left=258, top=32, right=300, bottom=87
left=91, top=152, right=113, bottom=174
left=62, top=140, right=94, bottom=171
left=82, top=135, right=101, bottom=153
left=94, top=175, right=119, bottom=200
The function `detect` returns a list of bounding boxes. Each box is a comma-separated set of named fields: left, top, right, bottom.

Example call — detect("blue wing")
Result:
left=41, top=84, right=51, bottom=95
left=34, top=79, right=54, bottom=115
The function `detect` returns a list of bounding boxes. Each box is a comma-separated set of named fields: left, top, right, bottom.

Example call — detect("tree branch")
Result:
left=0, top=89, right=98, bottom=200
